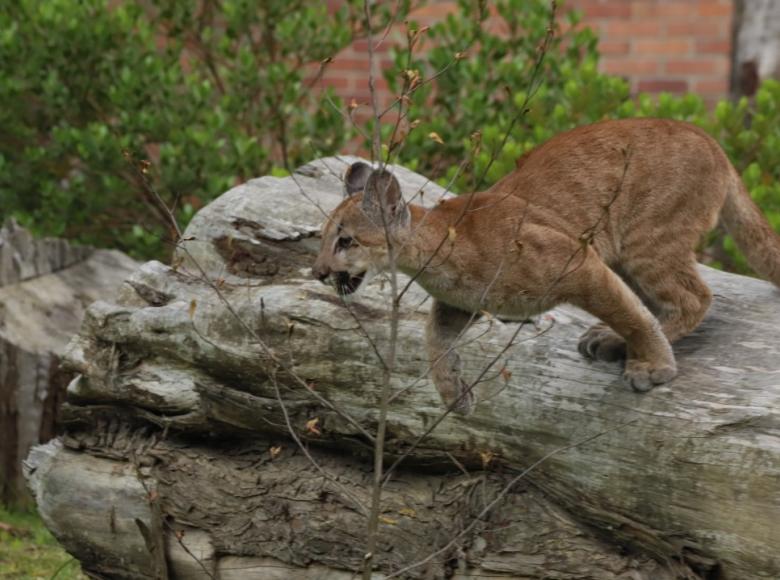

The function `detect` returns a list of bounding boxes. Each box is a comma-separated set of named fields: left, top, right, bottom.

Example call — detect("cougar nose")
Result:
left=311, top=263, right=330, bottom=284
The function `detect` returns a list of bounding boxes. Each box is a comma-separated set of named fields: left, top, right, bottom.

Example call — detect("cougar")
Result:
left=312, top=119, right=780, bottom=414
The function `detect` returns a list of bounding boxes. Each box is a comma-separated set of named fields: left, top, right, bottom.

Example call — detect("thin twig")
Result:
left=162, top=518, right=217, bottom=580
left=360, top=2, right=404, bottom=577
left=364, top=1, right=382, bottom=163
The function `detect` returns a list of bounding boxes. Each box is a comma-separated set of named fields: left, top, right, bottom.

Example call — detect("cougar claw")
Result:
left=432, top=352, right=476, bottom=415
left=450, top=382, right=475, bottom=416
left=578, top=325, right=627, bottom=362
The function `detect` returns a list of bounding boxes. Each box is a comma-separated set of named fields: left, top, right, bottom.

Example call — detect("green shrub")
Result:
left=2, top=0, right=778, bottom=273
left=0, top=0, right=361, bottom=258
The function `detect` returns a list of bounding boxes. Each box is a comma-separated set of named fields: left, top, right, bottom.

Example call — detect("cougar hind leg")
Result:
left=579, top=254, right=712, bottom=362
left=560, top=249, right=676, bottom=392
left=627, top=257, right=712, bottom=343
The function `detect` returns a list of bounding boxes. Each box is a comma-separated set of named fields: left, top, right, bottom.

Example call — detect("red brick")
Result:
left=318, top=77, right=350, bottom=90
left=696, top=39, right=731, bottom=54
left=344, top=91, right=379, bottom=105
left=665, top=59, right=719, bottom=75
left=698, top=2, right=732, bottom=17
left=577, top=1, right=631, bottom=19
left=634, top=39, right=692, bottom=55
left=332, top=58, right=371, bottom=71
left=604, top=20, right=662, bottom=37
left=694, top=79, right=730, bottom=94
left=352, top=76, right=389, bottom=92
left=599, top=40, right=630, bottom=55
left=319, top=0, right=735, bottom=119
left=352, top=39, right=390, bottom=54
left=602, top=59, right=660, bottom=76
left=351, top=39, right=369, bottom=52
left=637, top=79, right=690, bottom=93
left=667, top=20, right=728, bottom=38
left=632, top=2, right=697, bottom=19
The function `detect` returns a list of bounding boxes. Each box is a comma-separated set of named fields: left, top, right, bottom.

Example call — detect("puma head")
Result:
left=312, top=162, right=410, bottom=295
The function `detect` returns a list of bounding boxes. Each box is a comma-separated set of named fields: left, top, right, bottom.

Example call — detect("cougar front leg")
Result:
left=426, top=300, right=479, bottom=415
left=562, top=252, right=677, bottom=392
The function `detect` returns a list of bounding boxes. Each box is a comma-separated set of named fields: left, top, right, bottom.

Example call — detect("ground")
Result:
left=0, top=506, right=85, bottom=579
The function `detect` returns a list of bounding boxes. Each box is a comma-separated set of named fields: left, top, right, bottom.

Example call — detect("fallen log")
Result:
left=0, top=220, right=137, bottom=505
left=26, top=158, right=780, bottom=579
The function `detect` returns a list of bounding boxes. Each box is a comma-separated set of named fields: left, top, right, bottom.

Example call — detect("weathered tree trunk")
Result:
left=0, top=220, right=137, bottom=505
left=25, top=159, right=780, bottom=579
left=731, top=0, right=780, bottom=98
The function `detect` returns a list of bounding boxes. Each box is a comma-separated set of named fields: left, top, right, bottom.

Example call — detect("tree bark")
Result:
left=25, top=158, right=780, bottom=579
left=731, top=0, right=780, bottom=98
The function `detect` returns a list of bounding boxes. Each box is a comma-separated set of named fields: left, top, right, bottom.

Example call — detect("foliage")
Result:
left=0, top=505, right=85, bottom=579
left=2, top=0, right=778, bottom=271
left=385, top=0, right=780, bottom=273
left=0, top=0, right=365, bottom=258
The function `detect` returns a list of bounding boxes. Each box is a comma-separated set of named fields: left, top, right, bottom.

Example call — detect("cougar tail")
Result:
left=720, top=169, right=780, bottom=287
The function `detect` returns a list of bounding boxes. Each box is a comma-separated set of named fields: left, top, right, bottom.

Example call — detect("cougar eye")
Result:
left=337, top=236, right=355, bottom=250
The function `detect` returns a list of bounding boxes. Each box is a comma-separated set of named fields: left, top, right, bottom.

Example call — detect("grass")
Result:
left=0, top=505, right=86, bottom=579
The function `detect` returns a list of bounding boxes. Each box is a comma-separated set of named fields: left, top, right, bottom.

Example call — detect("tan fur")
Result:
left=313, top=119, right=780, bottom=414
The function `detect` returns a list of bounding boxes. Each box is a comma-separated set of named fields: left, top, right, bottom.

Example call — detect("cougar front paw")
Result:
left=438, top=375, right=476, bottom=415
left=622, top=359, right=677, bottom=392
left=433, top=353, right=475, bottom=415
left=578, top=324, right=627, bottom=362
left=446, top=381, right=475, bottom=415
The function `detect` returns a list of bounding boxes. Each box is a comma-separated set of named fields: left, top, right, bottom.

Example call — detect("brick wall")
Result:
left=569, top=0, right=733, bottom=98
left=319, top=0, right=734, bottom=110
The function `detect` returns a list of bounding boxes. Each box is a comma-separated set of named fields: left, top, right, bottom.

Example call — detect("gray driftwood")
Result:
left=0, top=220, right=137, bottom=504
left=25, top=158, right=780, bottom=579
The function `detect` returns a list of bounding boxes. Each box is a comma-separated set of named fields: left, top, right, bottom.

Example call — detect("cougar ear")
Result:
left=344, top=161, right=374, bottom=197
left=362, top=169, right=408, bottom=227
